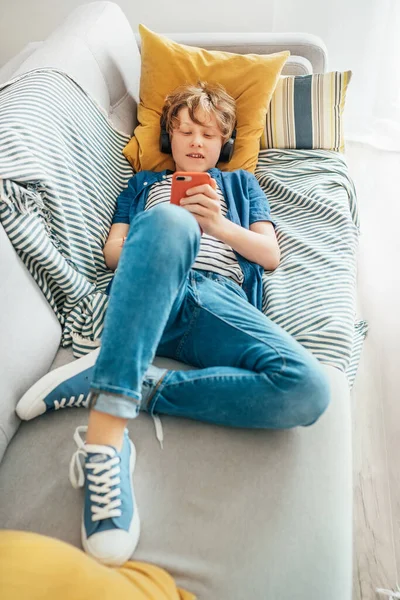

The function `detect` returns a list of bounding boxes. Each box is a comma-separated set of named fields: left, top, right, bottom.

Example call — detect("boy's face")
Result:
left=170, top=106, right=224, bottom=172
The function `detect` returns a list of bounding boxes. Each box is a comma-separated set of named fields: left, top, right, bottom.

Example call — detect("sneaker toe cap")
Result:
left=16, top=394, right=46, bottom=420
left=84, top=529, right=137, bottom=566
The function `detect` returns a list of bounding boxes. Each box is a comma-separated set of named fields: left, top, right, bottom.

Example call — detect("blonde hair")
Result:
left=161, top=81, right=236, bottom=142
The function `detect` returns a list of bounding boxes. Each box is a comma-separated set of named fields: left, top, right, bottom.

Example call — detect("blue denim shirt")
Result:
left=112, top=168, right=275, bottom=311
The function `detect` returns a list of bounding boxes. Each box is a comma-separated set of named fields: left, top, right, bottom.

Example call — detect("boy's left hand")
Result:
left=179, top=179, right=226, bottom=238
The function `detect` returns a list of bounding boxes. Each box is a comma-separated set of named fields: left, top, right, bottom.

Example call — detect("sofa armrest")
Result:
left=0, top=42, right=42, bottom=84
left=0, top=224, right=61, bottom=464
left=3, top=2, right=141, bottom=115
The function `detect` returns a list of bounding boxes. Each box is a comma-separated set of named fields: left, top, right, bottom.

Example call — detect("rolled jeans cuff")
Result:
left=88, top=389, right=140, bottom=419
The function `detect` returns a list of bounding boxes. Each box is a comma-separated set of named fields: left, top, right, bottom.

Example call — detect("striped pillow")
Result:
left=261, top=71, right=352, bottom=152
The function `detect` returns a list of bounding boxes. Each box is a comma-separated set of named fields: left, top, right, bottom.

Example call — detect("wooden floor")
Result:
left=346, top=141, right=400, bottom=599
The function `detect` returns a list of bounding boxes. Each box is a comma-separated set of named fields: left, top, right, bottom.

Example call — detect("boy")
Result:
left=18, top=82, right=331, bottom=566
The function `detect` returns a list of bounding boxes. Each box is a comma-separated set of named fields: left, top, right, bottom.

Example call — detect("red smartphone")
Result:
left=171, top=171, right=212, bottom=236
left=170, top=171, right=211, bottom=205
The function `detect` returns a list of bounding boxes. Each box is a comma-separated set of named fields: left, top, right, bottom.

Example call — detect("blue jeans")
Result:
left=89, top=203, right=331, bottom=429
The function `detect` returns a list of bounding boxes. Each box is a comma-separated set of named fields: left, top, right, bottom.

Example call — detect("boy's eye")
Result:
left=180, top=130, right=215, bottom=137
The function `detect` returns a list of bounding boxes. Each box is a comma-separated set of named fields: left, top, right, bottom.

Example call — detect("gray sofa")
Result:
left=0, top=3, right=353, bottom=599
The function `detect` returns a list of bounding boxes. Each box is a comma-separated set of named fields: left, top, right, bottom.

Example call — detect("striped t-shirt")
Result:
left=145, top=174, right=244, bottom=286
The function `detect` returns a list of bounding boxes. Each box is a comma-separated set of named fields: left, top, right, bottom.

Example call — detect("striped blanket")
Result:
left=256, top=150, right=368, bottom=386
left=0, top=69, right=367, bottom=388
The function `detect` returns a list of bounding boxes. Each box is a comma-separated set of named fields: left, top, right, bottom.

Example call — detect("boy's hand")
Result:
left=179, top=179, right=226, bottom=238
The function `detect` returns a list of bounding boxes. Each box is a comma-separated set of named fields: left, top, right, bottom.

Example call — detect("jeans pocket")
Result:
left=191, top=269, right=247, bottom=304
left=213, top=274, right=247, bottom=302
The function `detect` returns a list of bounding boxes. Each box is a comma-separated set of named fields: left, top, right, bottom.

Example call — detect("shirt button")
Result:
left=144, top=181, right=148, bottom=185
left=162, top=175, right=166, bottom=179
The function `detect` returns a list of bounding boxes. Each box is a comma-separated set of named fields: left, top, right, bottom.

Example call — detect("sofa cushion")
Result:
left=0, top=362, right=352, bottom=600
left=122, top=25, right=289, bottom=174
left=261, top=71, right=352, bottom=152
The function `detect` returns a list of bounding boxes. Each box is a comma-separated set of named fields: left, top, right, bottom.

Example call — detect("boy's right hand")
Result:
left=179, top=178, right=225, bottom=238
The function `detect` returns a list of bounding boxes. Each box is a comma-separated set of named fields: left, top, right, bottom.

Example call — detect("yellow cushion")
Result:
left=0, top=530, right=196, bottom=600
left=123, top=25, right=290, bottom=174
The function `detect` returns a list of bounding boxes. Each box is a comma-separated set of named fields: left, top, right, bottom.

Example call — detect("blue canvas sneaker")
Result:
left=69, top=425, right=140, bottom=566
left=16, top=348, right=100, bottom=420
left=16, top=347, right=168, bottom=421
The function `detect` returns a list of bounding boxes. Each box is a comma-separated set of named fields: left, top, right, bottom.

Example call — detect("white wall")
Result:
left=0, top=0, right=276, bottom=68
left=271, top=0, right=400, bottom=145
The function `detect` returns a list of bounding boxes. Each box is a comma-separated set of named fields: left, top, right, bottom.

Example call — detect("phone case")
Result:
left=170, top=172, right=212, bottom=236
left=170, top=172, right=211, bottom=206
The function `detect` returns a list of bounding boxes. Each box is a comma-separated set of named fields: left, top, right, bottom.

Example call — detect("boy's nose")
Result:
left=191, top=133, right=203, bottom=145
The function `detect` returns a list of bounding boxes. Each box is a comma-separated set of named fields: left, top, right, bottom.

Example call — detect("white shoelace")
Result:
left=54, top=394, right=90, bottom=410
left=152, top=414, right=164, bottom=449
left=376, top=589, right=400, bottom=599
left=69, top=426, right=123, bottom=521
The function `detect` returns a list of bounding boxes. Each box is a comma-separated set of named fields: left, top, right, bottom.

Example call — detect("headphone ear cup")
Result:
left=218, top=138, right=235, bottom=163
left=160, top=132, right=172, bottom=154
left=159, top=123, right=172, bottom=154
left=218, top=128, right=237, bottom=163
